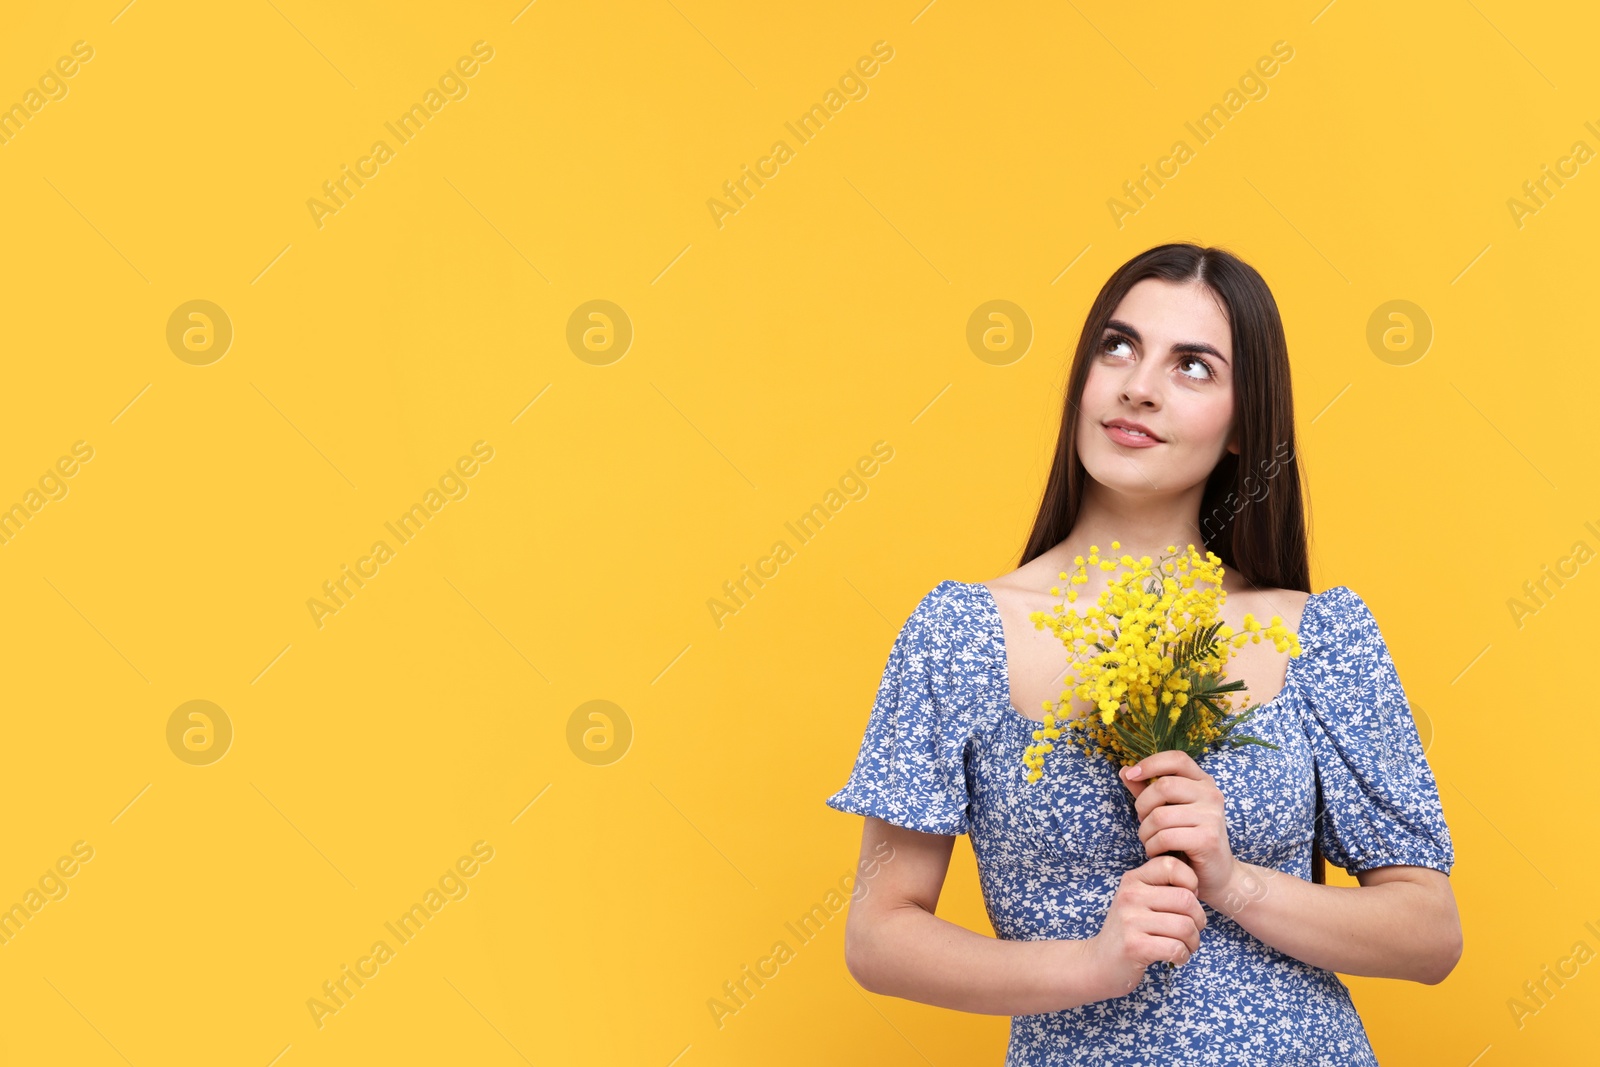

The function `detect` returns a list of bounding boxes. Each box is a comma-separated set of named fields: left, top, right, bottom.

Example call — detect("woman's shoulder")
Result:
left=908, top=578, right=978, bottom=622
left=886, top=579, right=992, bottom=660
left=893, top=580, right=1012, bottom=682
left=1233, top=585, right=1383, bottom=636
left=968, top=555, right=1071, bottom=621
left=979, top=551, right=1068, bottom=592
left=1296, top=585, right=1379, bottom=634
left=1275, top=586, right=1401, bottom=679
left=1233, top=585, right=1313, bottom=625
left=1309, top=586, right=1399, bottom=651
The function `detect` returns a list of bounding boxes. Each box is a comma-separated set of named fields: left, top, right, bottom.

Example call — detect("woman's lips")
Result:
left=1104, top=423, right=1162, bottom=448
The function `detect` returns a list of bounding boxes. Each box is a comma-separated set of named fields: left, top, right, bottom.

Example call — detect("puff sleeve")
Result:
left=1297, top=586, right=1455, bottom=876
left=825, top=581, right=976, bottom=835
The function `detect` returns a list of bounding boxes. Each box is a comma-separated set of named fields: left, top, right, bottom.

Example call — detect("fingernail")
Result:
left=1125, top=765, right=1140, bottom=780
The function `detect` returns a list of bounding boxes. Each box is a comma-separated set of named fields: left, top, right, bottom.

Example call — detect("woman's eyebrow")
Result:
left=1104, top=318, right=1230, bottom=366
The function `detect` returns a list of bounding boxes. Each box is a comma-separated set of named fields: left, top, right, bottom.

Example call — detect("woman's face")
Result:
left=1076, top=277, right=1237, bottom=496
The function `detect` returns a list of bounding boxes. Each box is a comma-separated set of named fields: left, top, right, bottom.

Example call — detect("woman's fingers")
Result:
left=1136, top=853, right=1198, bottom=891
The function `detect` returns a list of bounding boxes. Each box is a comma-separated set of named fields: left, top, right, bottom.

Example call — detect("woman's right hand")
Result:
left=1086, top=855, right=1209, bottom=998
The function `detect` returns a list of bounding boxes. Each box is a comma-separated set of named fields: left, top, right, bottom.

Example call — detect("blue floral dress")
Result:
left=826, top=579, right=1454, bottom=1066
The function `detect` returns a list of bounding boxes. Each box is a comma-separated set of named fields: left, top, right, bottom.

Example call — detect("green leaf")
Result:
left=1112, top=716, right=1151, bottom=760
left=1191, top=675, right=1246, bottom=697
left=1169, top=620, right=1225, bottom=673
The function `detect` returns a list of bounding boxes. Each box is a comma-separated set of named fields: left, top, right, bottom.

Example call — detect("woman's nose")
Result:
left=1119, top=359, right=1162, bottom=406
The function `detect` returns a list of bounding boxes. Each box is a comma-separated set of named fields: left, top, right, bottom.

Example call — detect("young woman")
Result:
left=825, top=244, right=1461, bottom=1064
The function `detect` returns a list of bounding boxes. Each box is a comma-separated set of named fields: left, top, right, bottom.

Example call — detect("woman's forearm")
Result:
left=845, top=900, right=1112, bottom=1015
left=1209, top=860, right=1460, bottom=983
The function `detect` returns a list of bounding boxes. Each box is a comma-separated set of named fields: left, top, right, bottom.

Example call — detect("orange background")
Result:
left=0, top=1, right=1593, bottom=1064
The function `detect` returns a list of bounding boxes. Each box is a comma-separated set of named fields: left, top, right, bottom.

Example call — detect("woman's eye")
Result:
left=1101, top=335, right=1133, bottom=358
left=1100, top=335, right=1214, bottom=380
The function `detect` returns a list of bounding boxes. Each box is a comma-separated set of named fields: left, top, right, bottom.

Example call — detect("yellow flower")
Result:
left=1022, top=540, right=1303, bottom=782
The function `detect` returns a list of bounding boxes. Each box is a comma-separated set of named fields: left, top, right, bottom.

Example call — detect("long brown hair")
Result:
left=1019, top=242, right=1326, bottom=883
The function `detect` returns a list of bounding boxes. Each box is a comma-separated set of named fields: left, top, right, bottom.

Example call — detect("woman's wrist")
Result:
left=1207, top=858, right=1277, bottom=919
left=1049, top=934, right=1114, bottom=1010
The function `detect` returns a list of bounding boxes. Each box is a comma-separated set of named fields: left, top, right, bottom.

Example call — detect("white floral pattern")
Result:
left=826, top=579, right=1454, bottom=1065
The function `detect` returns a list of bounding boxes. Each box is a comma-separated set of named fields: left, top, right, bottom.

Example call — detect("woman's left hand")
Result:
left=1121, top=751, right=1237, bottom=908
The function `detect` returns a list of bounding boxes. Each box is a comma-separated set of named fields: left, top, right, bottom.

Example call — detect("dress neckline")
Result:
left=964, top=580, right=1318, bottom=727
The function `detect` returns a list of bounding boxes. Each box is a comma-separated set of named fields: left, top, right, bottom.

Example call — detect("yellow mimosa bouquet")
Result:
left=1021, top=542, right=1302, bottom=784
